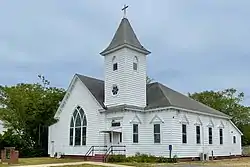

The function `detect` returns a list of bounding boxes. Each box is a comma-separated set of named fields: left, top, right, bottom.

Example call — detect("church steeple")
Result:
left=102, top=6, right=149, bottom=108
left=100, top=12, right=150, bottom=56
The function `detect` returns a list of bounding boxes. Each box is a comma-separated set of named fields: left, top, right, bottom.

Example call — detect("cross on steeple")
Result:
left=122, top=4, right=128, bottom=18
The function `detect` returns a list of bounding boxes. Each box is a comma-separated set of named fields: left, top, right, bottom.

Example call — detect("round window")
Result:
left=112, top=85, right=119, bottom=96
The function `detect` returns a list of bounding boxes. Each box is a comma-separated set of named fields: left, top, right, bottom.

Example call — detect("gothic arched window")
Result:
left=133, top=56, right=138, bottom=71
left=112, top=56, right=118, bottom=71
left=69, top=106, right=87, bottom=146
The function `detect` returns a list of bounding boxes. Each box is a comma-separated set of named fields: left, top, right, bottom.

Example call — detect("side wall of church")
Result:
left=105, top=109, right=242, bottom=158
left=168, top=110, right=242, bottom=158
left=104, top=48, right=147, bottom=107
left=48, top=76, right=105, bottom=156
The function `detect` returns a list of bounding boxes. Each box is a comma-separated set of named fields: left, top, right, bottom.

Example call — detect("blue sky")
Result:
left=0, top=0, right=249, bottom=105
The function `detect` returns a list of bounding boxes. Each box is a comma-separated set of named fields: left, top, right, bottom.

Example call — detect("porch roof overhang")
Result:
left=100, top=127, right=122, bottom=133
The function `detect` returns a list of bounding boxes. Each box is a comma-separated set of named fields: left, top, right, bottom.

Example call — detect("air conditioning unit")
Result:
left=56, top=152, right=62, bottom=159
left=199, top=153, right=209, bottom=161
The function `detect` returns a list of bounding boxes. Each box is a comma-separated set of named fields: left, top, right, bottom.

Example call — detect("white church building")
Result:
left=48, top=9, right=242, bottom=160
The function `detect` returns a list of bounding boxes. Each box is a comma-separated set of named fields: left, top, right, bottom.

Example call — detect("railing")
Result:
left=103, top=145, right=126, bottom=162
left=84, top=145, right=107, bottom=157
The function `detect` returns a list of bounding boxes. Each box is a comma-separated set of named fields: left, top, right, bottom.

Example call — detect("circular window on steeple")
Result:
left=112, top=85, right=119, bottom=96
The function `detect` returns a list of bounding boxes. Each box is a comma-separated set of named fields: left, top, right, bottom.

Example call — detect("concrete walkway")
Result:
left=14, top=161, right=131, bottom=167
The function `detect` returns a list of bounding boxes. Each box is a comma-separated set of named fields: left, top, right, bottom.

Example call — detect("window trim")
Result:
left=196, top=125, right=201, bottom=144
left=219, top=128, right=223, bottom=145
left=111, top=85, right=119, bottom=96
left=120, top=133, right=122, bottom=143
left=69, top=106, right=87, bottom=146
left=111, top=120, right=121, bottom=127
left=133, top=56, right=138, bottom=71
left=133, top=124, right=139, bottom=143
left=112, top=56, right=118, bottom=71
left=233, top=136, right=236, bottom=144
left=208, top=127, right=213, bottom=145
left=182, top=124, right=187, bottom=144
left=113, top=63, right=118, bottom=71
left=153, top=124, right=161, bottom=144
left=109, top=133, right=112, bottom=143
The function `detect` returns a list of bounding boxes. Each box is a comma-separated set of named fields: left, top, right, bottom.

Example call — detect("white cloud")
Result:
left=0, top=0, right=249, bottom=105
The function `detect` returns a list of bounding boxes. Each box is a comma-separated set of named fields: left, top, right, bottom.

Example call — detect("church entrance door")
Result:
left=112, top=132, right=122, bottom=145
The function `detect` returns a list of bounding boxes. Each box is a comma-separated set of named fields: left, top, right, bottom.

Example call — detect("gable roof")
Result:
left=76, top=74, right=105, bottom=108
left=76, top=74, right=228, bottom=118
left=100, top=18, right=150, bottom=56
left=146, top=82, right=228, bottom=117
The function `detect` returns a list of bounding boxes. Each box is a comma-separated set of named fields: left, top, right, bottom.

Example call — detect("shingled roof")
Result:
left=100, top=18, right=150, bottom=55
left=76, top=74, right=228, bottom=117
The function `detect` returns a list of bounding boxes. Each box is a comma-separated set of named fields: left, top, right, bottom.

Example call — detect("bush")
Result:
left=167, top=155, right=178, bottom=163
left=107, top=155, right=126, bottom=163
left=107, top=153, right=178, bottom=163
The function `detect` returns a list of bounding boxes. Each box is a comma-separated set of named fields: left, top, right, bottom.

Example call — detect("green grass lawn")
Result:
left=0, top=157, right=83, bottom=167
left=17, top=157, right=83, bottom=165
left=1, top=157, right=250, bottom=167
left=53, top=165, right=104, bottom=167
left=120, top=157, right=250, bottom=167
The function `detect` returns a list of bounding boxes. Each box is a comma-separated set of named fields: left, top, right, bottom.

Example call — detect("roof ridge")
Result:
left=188, top=95, right=227, bottom=115
left=157, top=82, right=172, bottom=105
left=157, top=82, right=228, bottom=117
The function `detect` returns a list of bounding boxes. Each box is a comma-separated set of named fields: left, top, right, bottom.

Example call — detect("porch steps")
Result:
left=92, top=154, right=105, bottom=162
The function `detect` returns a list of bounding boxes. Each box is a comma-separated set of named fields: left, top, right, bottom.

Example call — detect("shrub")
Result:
left=107, top=155, right=126, bottom=163
left=156, top=156, right=169, bottom=163
left=107, top=153, right=179, bottom=163
left=167, top=155, right=178, bottom=163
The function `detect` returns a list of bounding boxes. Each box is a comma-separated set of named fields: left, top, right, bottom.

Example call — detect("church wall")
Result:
left=169, top=110, right=242, bottom=158
left=104, top=49, right=126, bottom=106
left=106, top=109, right=242, bottom=158
left=104, top=48, right=147, bottom=107
left=48, top=76, right=105, bottom=156
left=122, top=48, right=147, bottom=107
left=121, top=110, right=174, bottom=156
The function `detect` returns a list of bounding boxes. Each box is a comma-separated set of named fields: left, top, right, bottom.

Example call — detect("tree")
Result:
left=0, top=75, right=65, bottom=156
left=188, top=88, right=250, bottom=145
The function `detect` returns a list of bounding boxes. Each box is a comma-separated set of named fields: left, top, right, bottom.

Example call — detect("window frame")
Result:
left=208, top=127, right=213, bottom=145
left=111, top=120, right=120, bottom=127
left=182, top=124, right=187, bottom=144
left=196, top=126, right=201, bottom=144
left=133, top=56, right=138, bottom=71
left=133, top=124, right=139, bottom=143
left=111, top=85, right=119, bottom=96
left=219, top=128, right=223, bottom=145
left=112, top=56, right=118, bottom=71
left=109, top=133, right=112, bottom=143
left=154, top=124, right=161, bottom=144
left=69, top=106, right=87, bottom=146
left=120, top=133, right=122, bottom=143
left=233, top=136, right=236, bottom=144
left=113, top=63, right=118, bottom=71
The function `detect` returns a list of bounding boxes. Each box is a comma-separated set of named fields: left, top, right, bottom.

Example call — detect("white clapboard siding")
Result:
left=104, top=109, right=242, bottom=158
left=104, top=48, right=147, bottom=107
left=48, top=76, right=105, bottom=156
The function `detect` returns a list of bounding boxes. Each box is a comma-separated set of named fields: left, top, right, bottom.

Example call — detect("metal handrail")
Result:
left=103, top=145, right=126, bottom=162
left=84, top=145, right=107, bottom=157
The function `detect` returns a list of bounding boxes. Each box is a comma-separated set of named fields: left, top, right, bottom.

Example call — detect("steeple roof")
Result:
left=100, top=18, right=150, bottom=56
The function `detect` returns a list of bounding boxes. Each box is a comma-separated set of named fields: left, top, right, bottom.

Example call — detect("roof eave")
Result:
left=100, top=43, right=151, bottom=56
